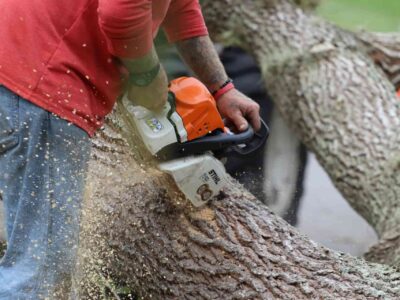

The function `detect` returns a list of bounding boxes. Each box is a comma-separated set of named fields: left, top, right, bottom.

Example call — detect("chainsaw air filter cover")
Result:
left=125, top=77, right=226, bottom=156
left=169, top=77, right=225, bottom=142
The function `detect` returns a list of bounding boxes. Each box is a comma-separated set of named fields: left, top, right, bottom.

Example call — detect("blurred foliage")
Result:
left=317, top=0, right=400, bottom=32
left=294, top=0, right=321, bottom=11
left=157, top=0, right=400, bottom=60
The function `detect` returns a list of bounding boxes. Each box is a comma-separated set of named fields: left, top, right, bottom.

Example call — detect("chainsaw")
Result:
left=122, top=77, right=269, bottom=207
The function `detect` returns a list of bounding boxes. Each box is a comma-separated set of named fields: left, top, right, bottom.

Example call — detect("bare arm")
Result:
left=121, top=46, right=159, bottom=73
left=119, top=46, right=168, bottom=110
left=176, top=36, right=261, bottom=131
left=176, top=36, right=228, bottom=92
left=98, top=0, right=168, bottom=110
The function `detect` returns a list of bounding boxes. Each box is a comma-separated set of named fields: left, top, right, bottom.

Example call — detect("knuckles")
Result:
left=252, top=102, right=260, bottom=111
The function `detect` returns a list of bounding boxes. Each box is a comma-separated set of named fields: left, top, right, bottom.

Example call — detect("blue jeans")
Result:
left=0, top=85, right=91, bottom=299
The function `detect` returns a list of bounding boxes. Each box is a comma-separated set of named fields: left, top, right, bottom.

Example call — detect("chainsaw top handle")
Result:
left=157, top=117, right=269, bottom=160
left=227, top=118, right=269, bottom=157
left=155, top=79, right=269, bottom=160
left=182, top=124, right=255, bottom=153
left=179, top=118, right=268, bottom=157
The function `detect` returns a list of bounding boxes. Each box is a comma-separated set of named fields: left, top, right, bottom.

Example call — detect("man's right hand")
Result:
left=127, top=64, right=169, bottom=111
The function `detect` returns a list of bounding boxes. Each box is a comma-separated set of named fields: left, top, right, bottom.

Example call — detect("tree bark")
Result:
left=201, top=0, right=400, bottom=266
left=76, top=0, right=400, bottom=298
left=77, top=108, right=400, bottom=299
left=358, top=32, right=400, bottom=89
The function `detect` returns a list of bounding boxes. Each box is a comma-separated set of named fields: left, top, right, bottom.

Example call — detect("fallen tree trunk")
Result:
left=201, top=0, right=400, bottom=266
left=76, top=0, right=400, bottom=298
left=77, top=110, right=400, bottom=299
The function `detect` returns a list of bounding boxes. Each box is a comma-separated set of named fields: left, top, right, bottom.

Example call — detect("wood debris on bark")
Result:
left=76, top=0, right=400, bottom=299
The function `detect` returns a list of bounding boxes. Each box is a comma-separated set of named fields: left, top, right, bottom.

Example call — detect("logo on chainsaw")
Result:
left=208, top=169, right=221, bottom=185
left=200, top=169, right=221, bottom=185
left=198, top=170, right=220, bottom=201
left=197, top=184, right=213, bottom=201
left=145, top=118, right=163, bottom=133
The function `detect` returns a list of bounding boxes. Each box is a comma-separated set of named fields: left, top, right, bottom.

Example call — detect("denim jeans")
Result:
left=0, top=85, right=91, bottom=299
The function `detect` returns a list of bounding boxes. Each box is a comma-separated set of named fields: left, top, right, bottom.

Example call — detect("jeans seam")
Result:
left=0, top=88, right=20, bottom=154
left=31, top=114, right=53, bottom=297
left=13, top=95, right=20, bottom=134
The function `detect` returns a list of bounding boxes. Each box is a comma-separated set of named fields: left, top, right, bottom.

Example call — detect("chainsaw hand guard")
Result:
left=227, top=119, right=269, bottom=157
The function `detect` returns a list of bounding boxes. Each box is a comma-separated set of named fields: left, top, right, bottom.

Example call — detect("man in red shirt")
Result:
left=0, top=0, right=261, bottom=298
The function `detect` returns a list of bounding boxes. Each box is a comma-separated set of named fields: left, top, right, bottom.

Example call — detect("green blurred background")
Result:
left=318, top=0, right=400, bottom=32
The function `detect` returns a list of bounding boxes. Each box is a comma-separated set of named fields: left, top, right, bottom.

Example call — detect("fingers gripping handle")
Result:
left=228, top=119, right=269, bottom=157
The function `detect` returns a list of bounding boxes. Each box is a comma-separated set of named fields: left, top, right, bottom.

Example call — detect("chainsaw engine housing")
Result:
left=123, top=77, right=269, bottom=207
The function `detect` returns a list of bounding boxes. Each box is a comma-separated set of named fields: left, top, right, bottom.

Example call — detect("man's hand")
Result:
left=217, top=89, right=261, bottom=132
left=176, top=36, right=262, bottom=131
left=121, top=46, right=168, bottom=111
left=127, top=64, right=169, bottom=111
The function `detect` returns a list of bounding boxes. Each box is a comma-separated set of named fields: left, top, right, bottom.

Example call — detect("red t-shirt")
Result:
left=0, top=0, right=208, bottom=136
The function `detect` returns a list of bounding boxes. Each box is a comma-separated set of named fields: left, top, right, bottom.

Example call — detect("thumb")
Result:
left=230, top=112, right=249, bottom=132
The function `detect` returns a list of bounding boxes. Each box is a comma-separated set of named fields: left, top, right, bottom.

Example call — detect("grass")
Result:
left=317, top=0, right=400, bottom=32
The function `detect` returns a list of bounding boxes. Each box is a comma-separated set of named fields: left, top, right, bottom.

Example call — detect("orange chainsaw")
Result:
left=123, top=77, right=269, bottom=207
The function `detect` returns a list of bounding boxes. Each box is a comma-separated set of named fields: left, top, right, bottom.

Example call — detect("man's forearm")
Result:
left=120, top=46, right=159, bottom=73
left=176, top=36, right=228, bottom=92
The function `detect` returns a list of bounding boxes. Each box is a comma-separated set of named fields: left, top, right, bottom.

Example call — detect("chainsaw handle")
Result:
left=180, top=125, right=255, bottom=154
left=229, top=119, right=269, bottom=157
left=156, top=123, right=257, bottom=160
left=181, top=119, right=269, bottom=157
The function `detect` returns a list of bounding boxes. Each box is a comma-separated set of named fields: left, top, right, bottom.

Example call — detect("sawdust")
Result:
left=189, top=207, right=216, bottom=222
left=72, top=107, right=224, bottom=297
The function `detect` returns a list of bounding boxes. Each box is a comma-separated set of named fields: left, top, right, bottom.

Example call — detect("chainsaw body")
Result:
left=123, top=77, right=268, bottom=207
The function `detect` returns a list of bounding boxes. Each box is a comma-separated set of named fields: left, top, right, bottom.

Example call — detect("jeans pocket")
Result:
left=0, top=85, right=19, bottom=152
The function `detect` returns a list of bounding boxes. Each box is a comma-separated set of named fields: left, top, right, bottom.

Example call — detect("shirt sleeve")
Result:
left=162, top=0, right=209, bottom=43
left=97, top=0, right=153, bottom=58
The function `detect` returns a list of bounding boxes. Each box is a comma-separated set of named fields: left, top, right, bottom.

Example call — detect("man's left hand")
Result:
left=216, top=89, right=261, bottom=132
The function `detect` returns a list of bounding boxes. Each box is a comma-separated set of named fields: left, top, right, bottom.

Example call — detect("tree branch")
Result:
left=358, top=32, right=400, bottom=89
left=201, top=0, right=400, bottom=267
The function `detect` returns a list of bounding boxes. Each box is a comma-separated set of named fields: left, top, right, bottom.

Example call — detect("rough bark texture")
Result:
left=201, top=0, right=400, bottom=266
left=358, top=32, right=400, bottom=89
left=76, top=0, right=400, bottom=298
left=77, top=107, right=400, bottom=299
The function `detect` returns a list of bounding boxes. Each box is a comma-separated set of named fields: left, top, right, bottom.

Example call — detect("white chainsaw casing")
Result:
left=122, top=95, right=228, bottom=207
left=122, top=95, right=187, bottom=155
left=159, top=154, right=228, bottom=207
